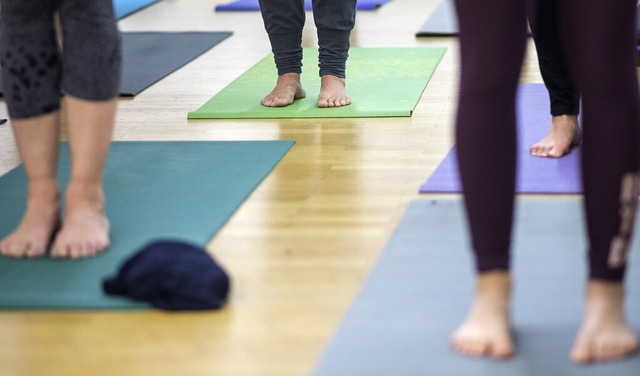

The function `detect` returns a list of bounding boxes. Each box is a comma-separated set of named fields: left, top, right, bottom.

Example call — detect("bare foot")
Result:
left=317, top=75, right=351, bottom=108
left=571, top=281, right=638, bottom=364
left=451, top=271, right=514, bottom=359
left=261, top=73, right=306, bottom=107
left=530, top=114, right=582, bottom=158
left=0, top=178, right=60, bottom=258
left=50, top=180, right=110, bottom=258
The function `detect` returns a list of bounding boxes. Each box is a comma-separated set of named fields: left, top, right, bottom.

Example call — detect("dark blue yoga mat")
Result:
left=215, top=0, right=390, bottom=12
left=118, top=32, right=232, bottom=96
left=420, top=84, right=582, bottom=194
left=0, top=32, right=232, bottom=97
left=114, top=0, right=159, bottom=19
left=0, top=141, right=294, bottom=309
left=312, top=198, right=640, bottom=375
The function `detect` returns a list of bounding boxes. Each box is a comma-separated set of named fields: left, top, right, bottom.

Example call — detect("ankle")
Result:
left=584, top=280, right=625, bottom=313
left=27, top=177, right=60, bottom=203
left=65, top=179, right=106, bottom=210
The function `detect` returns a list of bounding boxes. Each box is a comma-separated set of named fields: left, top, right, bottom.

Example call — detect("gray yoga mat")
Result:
left=312, top=198, right=640, bottom=375
left=0, top=32, right=232, bottom=97
left=415, top=0, right=457, bottom=37
left=415, top=0, right=535, bottom=37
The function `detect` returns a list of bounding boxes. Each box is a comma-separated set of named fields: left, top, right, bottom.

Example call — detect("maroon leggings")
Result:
left=454, top=0, right=640, bottom=281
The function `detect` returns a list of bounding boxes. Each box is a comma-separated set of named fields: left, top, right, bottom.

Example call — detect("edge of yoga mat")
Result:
left=0, top=32, right=233, bottom=98
left=215, top=0, right=390, bottom=12
left=187, top=47, right=446, bottom=119
left=0, top=140, right=294, bottom=310
left=420, top=84, right=583, bottom=194
left=414, top=0, right=533, bottom=38
left=118, top=31, right=233, bottom=97
left=114, top=0, right=159, bottom=19
left=415, top=0, right=458, bottom=37
left=312, top=198, right=640, bottom=375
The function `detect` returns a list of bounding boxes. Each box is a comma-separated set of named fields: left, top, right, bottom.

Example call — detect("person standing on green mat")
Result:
left=257, top=0, right=356, bottom=108
left=0, top=0, right=121, bottom=258
left=451, top=0, right=639, bottom=364
left=528, top=0, right=582, bottom=158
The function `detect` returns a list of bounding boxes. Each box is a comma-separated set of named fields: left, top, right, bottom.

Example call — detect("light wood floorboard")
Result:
left=0, top=1, right=544, bottom=375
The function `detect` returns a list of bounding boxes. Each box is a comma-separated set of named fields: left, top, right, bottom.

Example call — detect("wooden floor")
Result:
left=0, top=1, right=545, bottom=375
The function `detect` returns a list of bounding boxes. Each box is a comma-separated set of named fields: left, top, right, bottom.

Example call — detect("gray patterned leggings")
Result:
left=0, top=0, right=121, bottom=119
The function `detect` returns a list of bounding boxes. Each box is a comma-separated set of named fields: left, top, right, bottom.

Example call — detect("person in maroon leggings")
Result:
left=450, top=0, right=639, bottom=363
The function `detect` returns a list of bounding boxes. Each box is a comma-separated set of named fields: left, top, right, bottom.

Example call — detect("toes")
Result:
left=452, top=337, right=489, bottom=358
left=492, top=339, right=514, bottom=359
left=571, top=345, right=591, bottom=364
left=530, top=143, right=550, bottom=157
left=571, top=343, right=628, bottom=364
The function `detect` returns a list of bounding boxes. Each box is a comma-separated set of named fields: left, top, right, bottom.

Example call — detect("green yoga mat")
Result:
left=188, top=47, right=446, bottom=119
left=0, top=141, right=294, bottom=309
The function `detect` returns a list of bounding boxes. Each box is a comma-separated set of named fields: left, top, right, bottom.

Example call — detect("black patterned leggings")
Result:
left=454, top=0, right=640, bottom=281
left=0, top=0, right=121, bottom=119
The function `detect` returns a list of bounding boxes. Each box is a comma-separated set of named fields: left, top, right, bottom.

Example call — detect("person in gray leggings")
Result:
left=258, top=0, right=356, bottom=108
left=0, top=0, right=121, bottom=258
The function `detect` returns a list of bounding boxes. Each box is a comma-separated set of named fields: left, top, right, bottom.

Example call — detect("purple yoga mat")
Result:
left=215, top=0, right=390, bottom=11
left=420, top=84, right=582, bottom=194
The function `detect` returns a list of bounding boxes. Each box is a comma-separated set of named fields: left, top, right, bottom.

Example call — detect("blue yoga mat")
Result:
left=420, top=84, right=582, bottom=194
left=312, top=198, right=640, bottom=375
left=215, top=0, right=390, bottom=11
left=114, top=0, right=159, bottom=19
left=0, top=141, right=294, bottom=309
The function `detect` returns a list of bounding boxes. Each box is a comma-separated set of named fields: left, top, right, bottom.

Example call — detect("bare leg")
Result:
left=530, top=114, right=582, bottom=158
left=451, top=271, right=514, bottom=359
left=0, top=112, right=61, bottom=258
left=317, top=75, right=351, bottom=108
left=571, top=281, right=638, bottom=363
left=50, top=96, right=116, bottom=258
left=261, top=72, right=306, bottom=107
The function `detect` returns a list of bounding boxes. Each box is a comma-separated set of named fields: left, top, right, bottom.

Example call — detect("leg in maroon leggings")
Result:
left=450, top=0, right=639, bottom=363
left=450, top=0, right=528, bottom=360
left=559, top=0, right=639, bottom=363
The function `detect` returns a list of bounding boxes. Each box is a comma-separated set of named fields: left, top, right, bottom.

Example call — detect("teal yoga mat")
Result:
left=313, top=198, right=640, bottom=375
left=188, top=47, right=446, bottom=119
left=0, top=141, right=294, bottom=309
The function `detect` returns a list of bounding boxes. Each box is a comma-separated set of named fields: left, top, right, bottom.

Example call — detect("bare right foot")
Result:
left=451, top=271, right=514, bottom=359
left=50, top=180, right=110, bottom=259
left=530, top=114, right=582, bottom=158
left=261, top=73, right=306, bottom=107
left=0, top=178, right=60, bottom=258
left=571, top=281, right=638, bottom=364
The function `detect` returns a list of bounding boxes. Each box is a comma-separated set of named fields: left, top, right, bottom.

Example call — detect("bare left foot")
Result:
left=530, top=114, right=582, bottom=158
left=317, top=75, right=351, bottom=108
left=571, top=281, right=639, bottom=364
left=50, top=180, right=110, bottom=258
